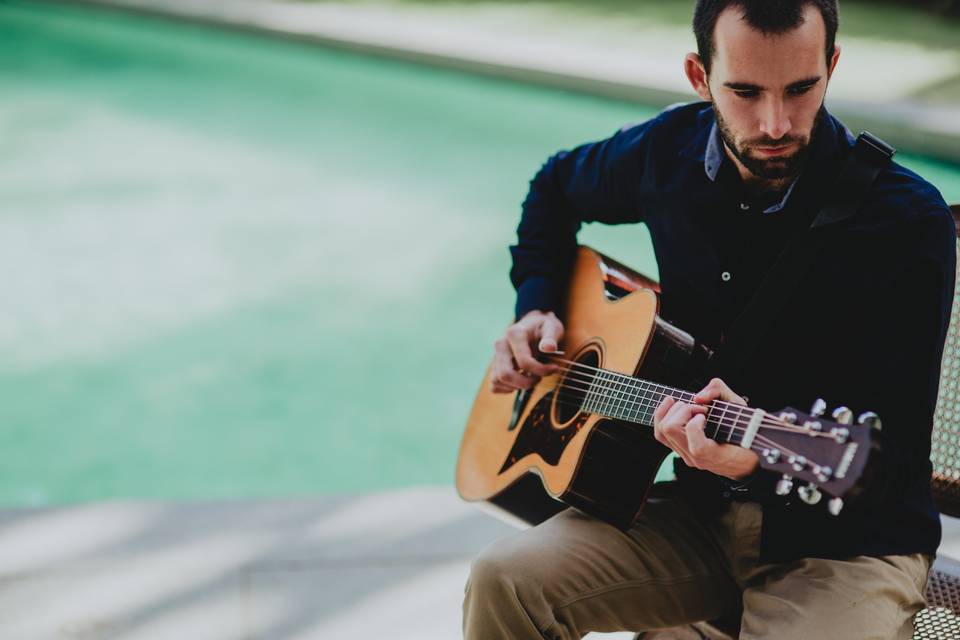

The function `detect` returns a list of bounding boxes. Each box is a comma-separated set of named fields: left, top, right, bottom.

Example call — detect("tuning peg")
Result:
left=788, top=455, right=807, bottom=472
left=857, top=411, right=882, bottom=432
left=775, top=474, right=794, bottom=496
left=828, top=497, right=844, bottom=516
left=831, top=406, right=853, bottom=425
left=810, top=398, right=827, bottom=417
left=798, top=483, right=822, bottom=505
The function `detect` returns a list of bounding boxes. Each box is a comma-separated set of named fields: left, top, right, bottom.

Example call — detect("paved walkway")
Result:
left=3, top=486, right=960, bottom=638
left=70, top=0, right=960, bottom=163
left=0, top=487, right=640, bottom=639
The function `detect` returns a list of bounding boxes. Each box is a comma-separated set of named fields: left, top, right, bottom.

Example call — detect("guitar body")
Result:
left=456, top=247, right=711, bottom=529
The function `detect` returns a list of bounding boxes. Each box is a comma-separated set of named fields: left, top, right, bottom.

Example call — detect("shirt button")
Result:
left=740, top=202, right=750, bottom=210
left=721, top=271, right=732, bottom=282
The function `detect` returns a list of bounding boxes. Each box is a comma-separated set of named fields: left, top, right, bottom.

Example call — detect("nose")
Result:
left=759, top=97, right=792, bottom=141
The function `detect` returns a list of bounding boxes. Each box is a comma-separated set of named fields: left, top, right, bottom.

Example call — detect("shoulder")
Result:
left=828, top=121, right=954, bottom=247
left=606, top=101, right=711, bottom=183
left=871, top=162, right=951, bottom=219
left=616, top=100, right=711, bottom=148
left=866, top=161, right=954, bottom=255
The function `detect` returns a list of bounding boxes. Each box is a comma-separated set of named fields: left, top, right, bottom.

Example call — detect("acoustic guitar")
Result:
left=456, top=246, right=880, bottom=530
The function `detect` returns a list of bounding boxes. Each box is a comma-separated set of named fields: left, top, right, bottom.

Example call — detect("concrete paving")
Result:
left=0, top=487, right=640, bottom=639
left=2, top=486, right=960, bottom=639
left=64, top=0, right=960, bottom=163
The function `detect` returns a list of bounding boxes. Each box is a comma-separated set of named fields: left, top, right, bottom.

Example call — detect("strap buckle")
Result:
left=857, top=131, right=896, bottom=160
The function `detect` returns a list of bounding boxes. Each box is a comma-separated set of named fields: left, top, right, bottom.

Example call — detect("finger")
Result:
left=493, top=339, right=535, bottom=389
left=505, top=325, right=555, bottom=378
left=490, top=380, right=514, bottom=394
left=693, top=377, right=747, bottom=406
left=653, top=396, right=676, bottom=423
left=685, top=414, right=717, bottom=460
left=660, top=402, right=706, bottom=459
left=537, top=313, right=565, bottom=354
left=664, top=400, right=707, bottom=424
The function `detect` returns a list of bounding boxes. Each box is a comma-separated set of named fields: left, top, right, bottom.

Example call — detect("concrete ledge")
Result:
left=57, top=0, right=960, bottom=165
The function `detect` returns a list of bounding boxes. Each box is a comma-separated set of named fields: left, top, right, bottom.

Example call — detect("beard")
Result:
left=713, top=104, right=822, bottom=181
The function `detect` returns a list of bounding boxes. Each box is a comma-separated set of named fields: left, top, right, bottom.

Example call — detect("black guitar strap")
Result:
left=705, top=131, right=896, bottom=381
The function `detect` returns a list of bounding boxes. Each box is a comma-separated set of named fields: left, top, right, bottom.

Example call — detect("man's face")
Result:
left=700, top=5, right=838, bottom=182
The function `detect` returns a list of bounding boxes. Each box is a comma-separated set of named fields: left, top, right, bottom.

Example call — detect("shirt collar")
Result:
left=703, top=121, right=799, bottom=214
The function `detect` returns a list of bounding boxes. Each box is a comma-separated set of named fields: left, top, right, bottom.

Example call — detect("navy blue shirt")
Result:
left=510, top=102, right=956, bottom=562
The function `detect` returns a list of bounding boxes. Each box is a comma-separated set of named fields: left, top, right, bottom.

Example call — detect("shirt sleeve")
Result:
left=509, top=122, right=651, bottom=319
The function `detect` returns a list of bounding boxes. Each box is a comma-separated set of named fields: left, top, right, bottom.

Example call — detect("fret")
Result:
left=728, top=405, right=749, bottom=446
left=599, top=371, right=612, bottom=418
left=641, top=381, right=662, bottom=425
left=709, top=402, right=727, bottom=441
left=587, top=371, right=600, bottom=415
left=624, top=376, right=637, bottom=421
left=633, top=380, right=649, bottom=425
left=612, top=371, right=627, bottom=420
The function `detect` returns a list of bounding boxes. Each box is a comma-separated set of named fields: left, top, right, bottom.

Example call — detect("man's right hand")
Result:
left=490, top=310, right=565, bottom=393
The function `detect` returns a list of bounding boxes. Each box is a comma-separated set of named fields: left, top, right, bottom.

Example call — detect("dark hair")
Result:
left=693, top=0, right=838, bottom=74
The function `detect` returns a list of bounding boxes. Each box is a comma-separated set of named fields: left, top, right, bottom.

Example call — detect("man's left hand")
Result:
left=652, top=378, right=760, bottom=481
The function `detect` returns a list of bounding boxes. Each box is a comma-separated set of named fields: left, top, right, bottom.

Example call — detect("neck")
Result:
left=580, top=368, right=757, bottom=446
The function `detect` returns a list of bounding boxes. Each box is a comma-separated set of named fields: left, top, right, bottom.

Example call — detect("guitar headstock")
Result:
left=754, top=398, right=881, bottom=515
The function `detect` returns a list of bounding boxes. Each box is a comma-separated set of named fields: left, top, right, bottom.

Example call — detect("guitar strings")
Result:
left=549, top=356, right=806, bottom=430
left=513, top=361, right=825, bottom=465
left=550, top=369, right=829, bottom=438
left=531, top=382, right=809, bottom=466
left=547, top=362, right=809, bottom=436
left=547, top=356, right=830, bottom=437
left=544, top=376, right=811, bottom=462
left=550, top=373, right=782, bottom=434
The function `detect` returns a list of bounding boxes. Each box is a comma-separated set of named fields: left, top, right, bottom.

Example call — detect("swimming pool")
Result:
left=3, top=0, right=958, bottom=505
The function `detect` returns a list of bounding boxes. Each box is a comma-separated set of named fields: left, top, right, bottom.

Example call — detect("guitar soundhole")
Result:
left=554, top=346, right=600, bottom=425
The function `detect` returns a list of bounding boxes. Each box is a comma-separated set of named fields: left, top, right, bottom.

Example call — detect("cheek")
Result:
left=716, top=97, right=755, bottom=134
left=786, top=93, right=824, bottom=137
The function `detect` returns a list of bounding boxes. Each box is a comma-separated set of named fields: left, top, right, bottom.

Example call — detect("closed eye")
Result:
left=734, top=89, right=759, bottom=99
left=788, top=84, right=816, bottom=96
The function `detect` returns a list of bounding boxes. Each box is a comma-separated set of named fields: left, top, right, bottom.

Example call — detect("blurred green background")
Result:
left=2, top=0, right=959, bottom=506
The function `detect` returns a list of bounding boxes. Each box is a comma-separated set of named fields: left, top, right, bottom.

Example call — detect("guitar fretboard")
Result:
left=579, top=369, right=755, bottom=445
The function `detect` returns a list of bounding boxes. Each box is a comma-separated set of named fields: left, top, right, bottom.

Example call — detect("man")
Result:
left=463, top=1, right=956, bottom=638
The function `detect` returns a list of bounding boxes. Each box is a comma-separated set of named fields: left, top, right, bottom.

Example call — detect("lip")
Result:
left=756, top=145, right=794, bottom=156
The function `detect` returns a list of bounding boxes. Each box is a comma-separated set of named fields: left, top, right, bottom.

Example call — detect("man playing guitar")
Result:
left=463, top=1, right=956, bottom=638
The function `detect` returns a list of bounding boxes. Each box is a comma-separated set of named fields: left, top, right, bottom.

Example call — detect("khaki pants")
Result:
left=463, top=483, right=931, bottom=640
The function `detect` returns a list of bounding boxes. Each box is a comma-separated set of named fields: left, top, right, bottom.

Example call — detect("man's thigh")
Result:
left=465, top=483, right=741, bottom=637
left=741, top=553, right=931, bottom=640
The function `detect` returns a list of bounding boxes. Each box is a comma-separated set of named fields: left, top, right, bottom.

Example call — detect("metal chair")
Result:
left=914, top=202, right=960, bottom=638
left=640, top=204, right=960, bottom=639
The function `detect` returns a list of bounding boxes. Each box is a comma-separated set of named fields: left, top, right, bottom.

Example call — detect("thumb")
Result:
left=538, top=314, right=564, bottom=353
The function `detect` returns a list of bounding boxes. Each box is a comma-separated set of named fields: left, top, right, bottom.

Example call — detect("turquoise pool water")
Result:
left=2, top=0, right=958, bottom=506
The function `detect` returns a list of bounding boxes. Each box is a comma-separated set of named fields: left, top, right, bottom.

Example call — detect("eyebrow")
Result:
left=724, top=76, right=822, bottom=91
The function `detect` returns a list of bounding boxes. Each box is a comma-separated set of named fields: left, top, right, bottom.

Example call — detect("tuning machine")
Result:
left=828, top=497, right=844, bottom=516
left=798, top=483, right=822, bottom=505
left=775, top=474, right=794, bottom=496
left=857, top=411, right=882, bottom=431
left=810, top=398, right=827, bottom=417
left=831, top=406, right=853, bottom=425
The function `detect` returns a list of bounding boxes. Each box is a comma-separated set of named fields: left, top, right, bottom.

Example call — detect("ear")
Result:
left=827, top=43, right=841, bottom=80
left=684, top=53, right=711, bottom=101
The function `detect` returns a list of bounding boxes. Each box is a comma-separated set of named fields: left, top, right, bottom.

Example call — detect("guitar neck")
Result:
left=580, top=370, right=755, bottom=446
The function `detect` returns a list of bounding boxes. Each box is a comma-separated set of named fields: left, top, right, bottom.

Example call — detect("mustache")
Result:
left=746, top=135, right=806, bottom=148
